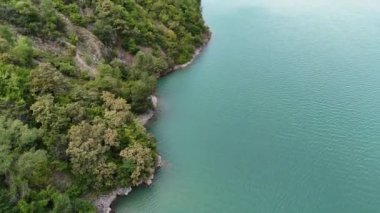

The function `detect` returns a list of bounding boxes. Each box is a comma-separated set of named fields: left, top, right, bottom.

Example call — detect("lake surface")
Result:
left=116, top=0, right=380, bottom=212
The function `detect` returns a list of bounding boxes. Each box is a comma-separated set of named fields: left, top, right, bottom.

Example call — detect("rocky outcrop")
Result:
left=137, top=95, right=158, bottom=126
left=93, top=155, right=162, bottom=213
left=94, top=187, right=132, bottom=213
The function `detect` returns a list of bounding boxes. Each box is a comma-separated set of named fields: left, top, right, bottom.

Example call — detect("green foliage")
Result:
left=29, top=63, right=68, bottom=95
left=0, top=26, right=14, bottom=45
left=127, top=77, right=156, bottom=113
left=61, top=0, right=209, bottom=64
left=66, top=121, right=118, bottom=176
left=0, top=116, right=40, bottom=175
left=0, top=26, right=14, bottom=53
left=18, top=186, right=95, bottom=213
left=0, top=116, right=42, bottom=204
left=120, top=143, right=155, bottom=186
left=0, top=0, right=63, bottom=39
left=133, top=51, right=168, bottom=75
left=9, top=37, right=34, bottom=66
left=16, top=150, right=50, bottom=187
left=93, top=19, right=114, bottom=45
left=55, top=3, right=89, bottom=26
left=0, top=62, right=29, bottom=105
left=0, top=0, right=208, bottom=210
left=0, top=186, right=15, bottom=213
left=30, top=94, right=72, bottom=158
left=102, top=91, right=132, bottom=127
left=52, top=58, right=77, bottom=77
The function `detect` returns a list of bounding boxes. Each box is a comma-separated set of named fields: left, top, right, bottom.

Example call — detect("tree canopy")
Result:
left=0, top=0, right=209, bottom=211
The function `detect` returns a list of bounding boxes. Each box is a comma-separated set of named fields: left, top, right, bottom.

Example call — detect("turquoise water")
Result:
left=116, top=1, right=380, bottom=212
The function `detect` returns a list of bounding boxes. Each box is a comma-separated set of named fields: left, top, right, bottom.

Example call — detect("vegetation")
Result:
left=0, top=0, right=209, bottom=211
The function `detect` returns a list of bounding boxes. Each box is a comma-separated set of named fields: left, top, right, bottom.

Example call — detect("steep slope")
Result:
left=0, top=0, right=209, bottom=212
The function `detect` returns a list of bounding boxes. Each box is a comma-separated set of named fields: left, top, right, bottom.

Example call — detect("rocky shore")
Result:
left=138, top=36, right=211, bottom=125
left=137, top=95, right=158, bottom=126
left=162, top=35, right=211, bottom=76
left=94, top=156, right=162, bottom=213
left=94, top=188, right=132, bottom=213
left=94, top=35, right=210, bottom=213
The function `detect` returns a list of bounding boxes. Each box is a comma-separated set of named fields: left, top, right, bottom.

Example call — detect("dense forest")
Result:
left=0, top=0, right=209, bottom=211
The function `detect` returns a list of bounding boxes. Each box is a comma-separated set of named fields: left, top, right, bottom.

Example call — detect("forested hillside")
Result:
left=0, top=0, right=209, bottom=211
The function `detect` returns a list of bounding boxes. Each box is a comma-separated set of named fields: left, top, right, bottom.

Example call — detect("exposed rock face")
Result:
left=94, top=187, right=132, bottom=213
left=145, top=155, right=163, bottom=186
left=59, top=13, right=104, bottom=76
left=151, top=95, right=158, bottom=109
left=137, top=110, right=155, bottom=126
left=93, top=155, right=162, bottom=213
left=138, top=95, right=158, bottom=126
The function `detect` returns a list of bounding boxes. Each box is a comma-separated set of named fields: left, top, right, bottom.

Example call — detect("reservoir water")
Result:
left=116, top=0, right=380, bottom=212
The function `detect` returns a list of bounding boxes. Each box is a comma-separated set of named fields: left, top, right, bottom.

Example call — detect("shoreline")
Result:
left=161, top=33, right=211, bottom=77
left=138, top=34, right=212, bottom=125
left=94, top=155, right=163, bottom=213
left=94, top=34, right=211, bottom=213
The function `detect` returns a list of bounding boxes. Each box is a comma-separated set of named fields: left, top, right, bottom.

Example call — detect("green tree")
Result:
left=102, top=91, right=132, bottom=128
left=0, top=116, right=40, bottom=175
left=16, top=150, right=50, bottom=187
left=9, top=37, right=33, bottom=66
left=120, top=143, right=155, bottom=186
left=51, top=193, right=73, bottom=213
left=0, top=187, right=14, bottom=212
left=0, top=63, right=29, bottom=108
left=127, top=77, right=156, bottom=113
left=29, top=63, right=67, bottom=95
left=30, top=95, right=71, bottom=158
left=66, top=121, right=119, bottom=188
